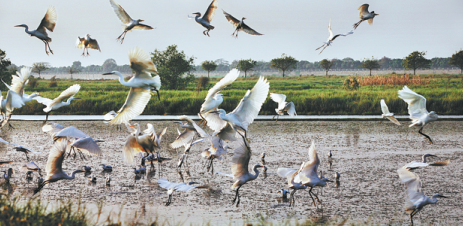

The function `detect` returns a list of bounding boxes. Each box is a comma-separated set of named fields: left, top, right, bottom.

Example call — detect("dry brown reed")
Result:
left=358, top=74, right=431, bottom=86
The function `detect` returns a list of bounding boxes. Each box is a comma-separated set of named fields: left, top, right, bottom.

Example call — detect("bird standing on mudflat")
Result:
left=109, top=0, right=154, bottom=44
left=15, top=6, right=57, bottom=55
left=223, top=10, right=263, bottom=38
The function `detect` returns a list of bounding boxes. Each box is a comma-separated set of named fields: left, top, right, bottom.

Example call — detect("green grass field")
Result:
left=12, top=74, right=463, bottom=116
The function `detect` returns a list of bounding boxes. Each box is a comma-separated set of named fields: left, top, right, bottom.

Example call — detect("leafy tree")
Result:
left=402, top=51, right=431, bottom=75
left=32, top=62, right=51, bottom=78
left=379, top=56, right=392, bottom=69
left=270, top=54, right=298, bottom=77
left=102, top=59, right=117, bottom=72
left=69, top=66, right=81, bottom=79
left=449, top=50, right=463, bottom=74
left=236, top=59, right=257, bottom=78
left=151, top=45, right=195, bottom=90
left=201, top=60, right=217, bottom=78
left=361, top=57, right=380, bottom=76
left=320, top=59, right=333, bottom=76
left=0, top=49, right=12, bottom=90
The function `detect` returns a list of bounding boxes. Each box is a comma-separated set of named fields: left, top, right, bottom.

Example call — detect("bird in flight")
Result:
left=316, top=20, right=353, bottom=54
left=353, top=4, right=379, bottom=30
left=189, top=0, right=218, bottom=37
left=76, top=34, right=101, bottom=56
left=380, top=99, right=400, bottom=125
left=223, top=10, right=263, bottom=38
left=15, top=5, right=57, bottom=55
left=109, top=0, right=154, bottom=44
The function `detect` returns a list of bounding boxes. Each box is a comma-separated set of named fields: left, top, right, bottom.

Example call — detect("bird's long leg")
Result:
left=25, top=153, right=30, bottom=162
left=210, top=160, right=214, bottom=174
left=308, top=188, right=317, bottom=207
left=418, top=126, right=433, bottom=144
left=353, top=20, right=363, bottom=30
left=232, top=186, right=241, bottom=205
left=289, top=189, right=297, bottom=207
left=409, top=209, right=418, bottom=226
left=165, top=194, right=172, bottom=206
left=43, top=112, right=49, bottom=125
left=42, top=40, right=49, bottom=55
left=311, top=189, right=321, bottom=203
left=8, top=122, right=14, bottom=130
left=46, top=41, right=53, bottom=55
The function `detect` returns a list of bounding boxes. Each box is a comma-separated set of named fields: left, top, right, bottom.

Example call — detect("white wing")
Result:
left=380, top=99, right=391, bottom=115
left=104, top=111, right=117, bottom=121
left=129, top=47, right=157, bottom=79
left=231, top=76, right=270, bottom=130
left=0, top=137, right=18, bottom=146
left=45, top=84, right=80, bottom=111
left=33, top=96, right=52, bottom=106
left=202, top=112, right=228, bottom=132
left=397, top=167, right=425, bottom=211
left=299, top=141, right=320, bottom=183
left=277, top=168, right=296, bottom=179
left=111, top=88, right=151, bottom=125
left=54, top=126, right=88, bottom=139
left=205, top=69, right=240, bottom=101
left=269, top=93, right=287, bottom=110
left=109, top=0, right=132, bottom=24
left=42, top=122, right=64, bottom=137
left=5, top=90, right=25, bottom=111
left=10, top=67, right=32, bottom=96
left=37, top=5, right=57, bottom=34
left=286, top=102, right=297, bottom=117
left=398, top=86, right=428, bottom=121
left=71, top=137, right=102, bottom=156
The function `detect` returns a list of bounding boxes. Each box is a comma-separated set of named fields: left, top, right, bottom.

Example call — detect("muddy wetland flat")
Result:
left=0, top=120, right=461, bottom=225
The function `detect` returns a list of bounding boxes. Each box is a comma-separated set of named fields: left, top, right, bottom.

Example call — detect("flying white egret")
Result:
left=269, top=93, right=297, bottom=121
left=177, top=136, right=205, bottom=168
left=0, top=137, right=39, bottom=161
left=34, top=84, right=80, bottom=124
left=76, top=34, right=101, bottom=56
left=404, top=154, right=450, bottom=170
left=230, top=139, right=266, bottom=207
left=15, top=6, right=57, bottom=55
left=353, top=4, right=379, bottom=30
left=34, top=139, right=85, bottom=194
left=109, top=0, right=154, bottom=44
left=278, top=141, right=332, bottom=208
left=42, top=122, right=103, bottom=158
left=2, top=67, right=40, bottom=104
left=189, top=0, right=218, bottom=37
left=158, top=178, right=199, bottom=206
left=200, top=69, right=240, bottom=123
left=103, top=111, right=122, bottom=130
left=0, top=88, right=25, bottom=129
left=223, top=10, right=263, bottom=38
left=398, top=86, right=437, bottom=144
left=103, top=48, right=161, bottom=125
left=123, top=123, right=166, bottom=166
left=204, top=76, right=269, bottom=142
left=170, top=115, right=208, bottom=149
left=316, top=20, right=353, bottom=54
left=380, top=99, right=401, bottom=125
left=397, top=166, right=447, bottom=225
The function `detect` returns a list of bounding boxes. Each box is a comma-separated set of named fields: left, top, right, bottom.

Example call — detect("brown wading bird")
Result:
left=189, top=0, right=218, bottom=37
left=353, top=4, right=378, bottom=30
left=397, top=165, right=447, bottom=225
left=15, top=6, right=57, bottom=55
left=230, top=139, right=266, bottom=207
left=76, top=34, right=101, bottom=56
left=223, top=10, right=263, bottom=38
left=109, top=0, right=154, bottom=44
left=398, top=86, right=438, bottom=144
left=34, top=84, right=81, bottom=124
left=34, top=139, right=85, bottom=195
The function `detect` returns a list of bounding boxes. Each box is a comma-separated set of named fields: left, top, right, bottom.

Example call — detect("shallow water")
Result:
left=0, top=120, right=461, bottom=225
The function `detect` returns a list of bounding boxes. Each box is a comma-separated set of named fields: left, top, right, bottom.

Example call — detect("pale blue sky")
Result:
left=1, top=0, right=462, bottom=67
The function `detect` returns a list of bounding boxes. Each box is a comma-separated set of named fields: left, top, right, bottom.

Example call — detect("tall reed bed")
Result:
left=357, top=74, right=431, bottom=86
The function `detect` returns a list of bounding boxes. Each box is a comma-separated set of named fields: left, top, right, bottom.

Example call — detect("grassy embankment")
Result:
left=12, top=74, right=463, bottom=116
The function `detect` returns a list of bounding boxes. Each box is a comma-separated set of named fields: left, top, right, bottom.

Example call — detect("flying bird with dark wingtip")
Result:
left=316, top=20, right=353, bottom=54
left=189, top=0, right=218, bottom=37
left=15, top=5, right=57, bottom=55
left=0, top=137, right=39, bottom=161
left=353, top=4, right=378, bottom=30
left=223, top=10, right=263, bottom=38
left=76, top=34, right=101, bottom=56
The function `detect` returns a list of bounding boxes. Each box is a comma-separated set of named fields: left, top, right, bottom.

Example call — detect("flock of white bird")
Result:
left=6, top=1, right=449, bottom=225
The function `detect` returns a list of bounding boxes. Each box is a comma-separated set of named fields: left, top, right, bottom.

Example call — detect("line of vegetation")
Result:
left=9, top=73, right=463, bottom=116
